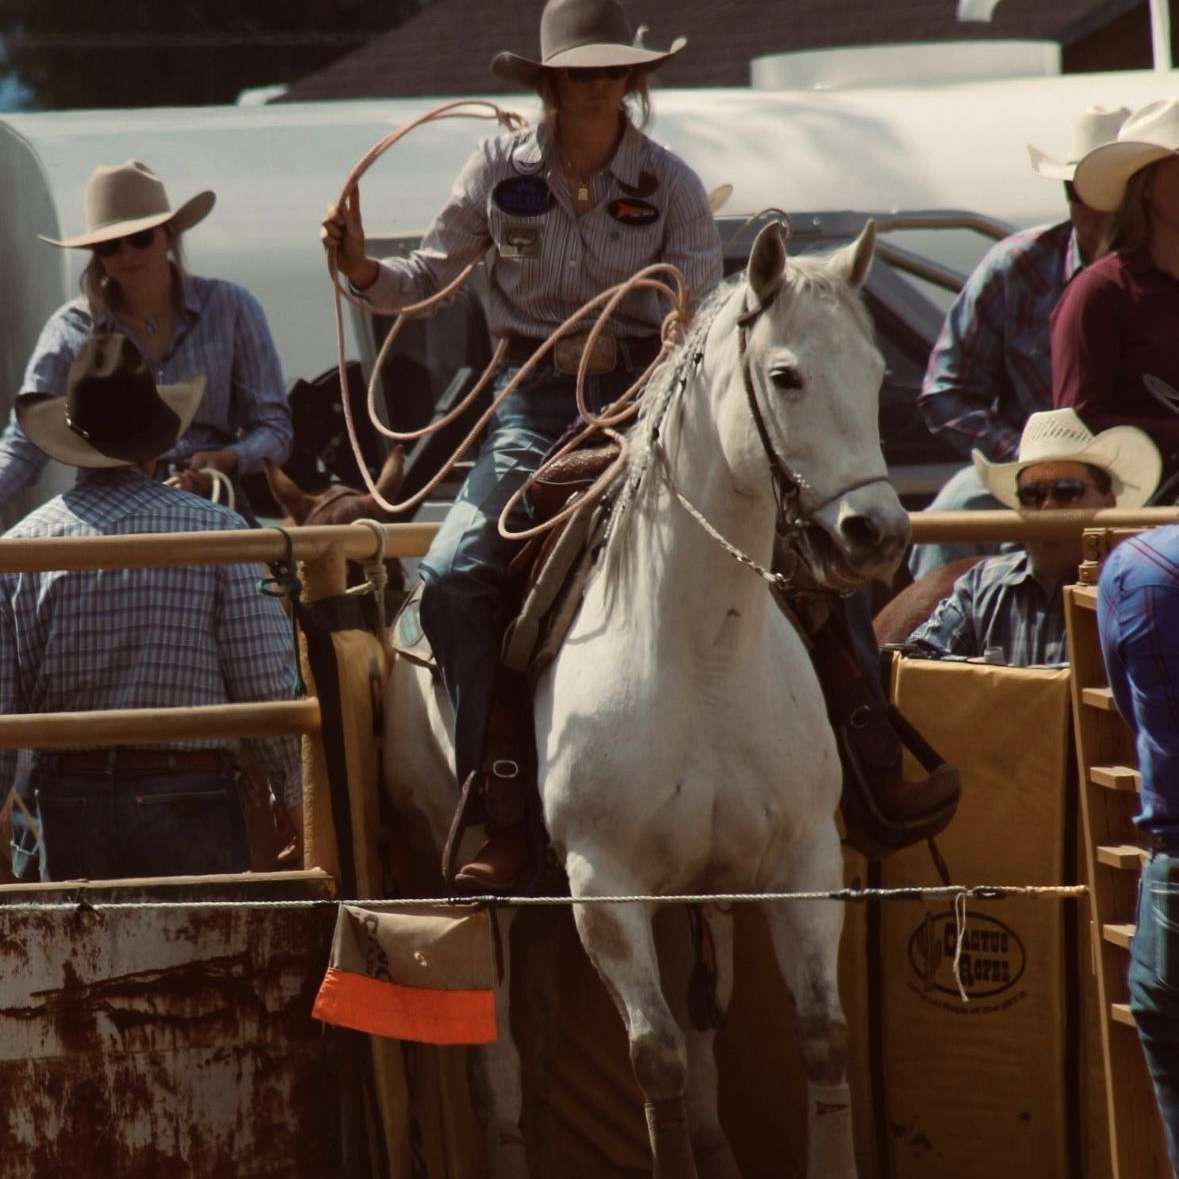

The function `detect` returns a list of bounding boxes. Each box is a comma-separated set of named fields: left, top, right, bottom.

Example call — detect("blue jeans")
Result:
left=30, top=757, right=250, bottom=881
left=1130, top=851, right=1179, bottom=1174
left=418, top=361, right=637, bottom=788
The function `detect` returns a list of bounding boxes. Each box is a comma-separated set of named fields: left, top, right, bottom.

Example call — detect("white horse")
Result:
left=384, top=220, right=908, bottom=1178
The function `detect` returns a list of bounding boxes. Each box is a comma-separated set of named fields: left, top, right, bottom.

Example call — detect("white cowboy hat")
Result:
left=39, top=159, right=215, bottom=249
left=1027, top=105, right=1130, bottom=181
left=491, top=0, right=685, bottom=87
left=971, top=408, right=1161, bottom=510
left=1073, top=97, right=1179, bottom=212
left=17, top=334, right=205, bottom=469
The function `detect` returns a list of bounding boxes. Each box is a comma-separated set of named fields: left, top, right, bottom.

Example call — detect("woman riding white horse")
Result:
left=324, top=0, right=723, bottom=890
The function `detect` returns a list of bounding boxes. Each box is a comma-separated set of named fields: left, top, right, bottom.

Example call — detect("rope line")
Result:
left=0, top=884, right=1088, bottom=913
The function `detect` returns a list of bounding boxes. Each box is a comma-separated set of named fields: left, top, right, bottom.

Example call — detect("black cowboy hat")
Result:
left=17, top=334, right=205, bottom=469
left=490, top=0, right=685, bottom=87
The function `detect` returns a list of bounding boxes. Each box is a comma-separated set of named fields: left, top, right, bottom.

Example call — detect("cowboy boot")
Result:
left=808, top=606, right=960, bottom=828
left=454, top=667, right=539, bottom=893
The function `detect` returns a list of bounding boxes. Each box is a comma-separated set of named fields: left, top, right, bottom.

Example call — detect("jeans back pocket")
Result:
left=1152, top=882, right=1179, bottom=994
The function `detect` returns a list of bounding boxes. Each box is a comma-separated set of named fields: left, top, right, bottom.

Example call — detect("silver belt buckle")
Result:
left=554, top=331, right=617, bottom=376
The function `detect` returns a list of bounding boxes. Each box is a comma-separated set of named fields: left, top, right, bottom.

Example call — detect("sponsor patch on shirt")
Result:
left=499, top=222, right=542, bottom=259
left=608, top=197, right=660, bottom=227
left=493, top=176, right=554, bottom=218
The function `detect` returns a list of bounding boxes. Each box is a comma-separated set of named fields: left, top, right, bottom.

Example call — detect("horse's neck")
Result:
left=622, top=343, right=780, bottom=640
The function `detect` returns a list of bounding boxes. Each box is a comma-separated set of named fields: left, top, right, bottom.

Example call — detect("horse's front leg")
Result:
left=467, top=909, right=531, bottom=1179
left=568, top=858, right=699, bottom=1179
left=761, top=828, right=859, bottom=1179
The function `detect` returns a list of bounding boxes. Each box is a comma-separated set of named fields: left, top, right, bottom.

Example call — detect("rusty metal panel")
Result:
left=0, top=871, right=343, bottom=1179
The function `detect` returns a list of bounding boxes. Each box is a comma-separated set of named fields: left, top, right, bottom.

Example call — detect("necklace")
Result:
left=560, top=153, right=591, bottom=203
left=143, top=316, right=160, bottom=337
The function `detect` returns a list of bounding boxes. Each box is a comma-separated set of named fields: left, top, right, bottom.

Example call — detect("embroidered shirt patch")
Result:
left=493, top=176, right=554, bottom=218
left=608, top=198, right=660, bottom=226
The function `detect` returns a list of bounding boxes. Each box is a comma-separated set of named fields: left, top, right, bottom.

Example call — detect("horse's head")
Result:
left=720, top=220, right=909, bottom=588
left=263, top=449, right=408, bottom=598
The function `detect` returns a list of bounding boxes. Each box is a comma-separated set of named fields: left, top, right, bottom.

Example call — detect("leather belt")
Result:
left=503, top=332, right=661, bottom=376
left=47, top=749, right=233, bottom=774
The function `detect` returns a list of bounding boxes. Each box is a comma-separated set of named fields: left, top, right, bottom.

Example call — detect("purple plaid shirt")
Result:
left=0, top=467, right=301, bottom=805
left=1098, top=528, right=1179, bottom=837
left=918, top=221, right=1081, bottom=461
left=0, top=274, right=292, bottom=505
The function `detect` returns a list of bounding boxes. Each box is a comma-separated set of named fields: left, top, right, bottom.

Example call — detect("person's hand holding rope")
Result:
left=321, top=188, right=378, bottom=293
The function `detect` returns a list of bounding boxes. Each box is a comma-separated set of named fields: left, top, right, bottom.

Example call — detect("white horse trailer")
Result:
left=2, top=64, right=1179, bottom=525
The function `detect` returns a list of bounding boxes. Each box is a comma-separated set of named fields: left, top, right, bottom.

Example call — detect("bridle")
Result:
left=656, top=278, right=892, bottom=594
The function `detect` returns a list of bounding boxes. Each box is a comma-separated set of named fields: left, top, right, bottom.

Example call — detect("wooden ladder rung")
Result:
left=1096, top=844, right=1148, bottom=870
left=1090, top=765, right=1142, bottom=792
left=1102, top=923, right=1136, bottom=949
left=1110, top=1003, right=1137, bottom=1028
left=1081, top=686, right=1118, bottom=712
left=1072, top=585, right=1099, bottom=610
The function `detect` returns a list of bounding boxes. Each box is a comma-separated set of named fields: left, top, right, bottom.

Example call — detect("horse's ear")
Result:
left=746, top=220, right=788, bottom=306
left=830, top=219, right=876, bottom=290
left=374, top=444, right=405, bottom=500
left=263, top=458, right=315, bottom=525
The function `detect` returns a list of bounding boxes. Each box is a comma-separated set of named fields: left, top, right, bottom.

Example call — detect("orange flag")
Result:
left=313, top=903, right=498, bottom=1045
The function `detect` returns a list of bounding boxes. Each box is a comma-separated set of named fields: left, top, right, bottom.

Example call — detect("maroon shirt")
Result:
left=1051, top=248, right=1179, bottom=476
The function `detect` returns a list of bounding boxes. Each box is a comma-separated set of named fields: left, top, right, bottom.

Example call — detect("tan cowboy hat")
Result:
left=491, top=0, right=685, bottom=87
left=1027, top=105, right=1130, bottom=181
left=971, top=409, right=1161, bottom=510
left=39, top=160, right=215, bottom=249
left=1073, top=97, right=1179, bottom=212
left=17, top=334, right=205, bottom=469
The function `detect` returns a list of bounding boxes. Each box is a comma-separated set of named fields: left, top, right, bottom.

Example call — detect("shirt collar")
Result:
left=1064, top=226, right=1084, bottom=283
left=996, top=549, right=1036, bottom=588
left=516, top=118, right=643, bottom=188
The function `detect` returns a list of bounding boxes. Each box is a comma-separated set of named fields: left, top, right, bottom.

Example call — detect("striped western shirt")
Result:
left=918, top=222, right=1081, bottom=462
left=0, top=274, right=293, bottom=506
left=0, top=467, right=301, bottom=805
left=908, top=549, right=1068, bottom=667
left=358, top=120, right=723, bottom=339
left=1098, top=528, right=1179, bottom=836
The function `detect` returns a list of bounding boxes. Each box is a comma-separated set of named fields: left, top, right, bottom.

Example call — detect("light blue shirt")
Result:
left=0, top=273, right=292, bottom=503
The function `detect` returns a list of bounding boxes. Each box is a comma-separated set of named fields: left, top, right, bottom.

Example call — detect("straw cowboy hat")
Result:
left=971, top=409, right=1161, bottom=510
left=1027, top=105, right=1131, bottom=181
left=1073, top=97, right=1179, bottom=212
left=491, top=0, right=685, bottom=87
left=17, top=335, right=205, bottom=469
left=39, top=160, right=215, bottom=249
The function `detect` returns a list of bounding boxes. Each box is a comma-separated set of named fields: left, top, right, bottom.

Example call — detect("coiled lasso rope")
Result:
left=164, top=466, right=236, bottom=510
left=323, top=99, right=693, bottom=535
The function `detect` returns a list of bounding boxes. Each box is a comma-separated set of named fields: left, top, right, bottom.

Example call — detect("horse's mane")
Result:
left=604, top=248, right=874, bottom=574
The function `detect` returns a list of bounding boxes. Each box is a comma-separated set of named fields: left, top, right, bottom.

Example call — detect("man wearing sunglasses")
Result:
left=909, top=409, right=1160, bottom=666
left=910, top=106, right=1130, bottom=580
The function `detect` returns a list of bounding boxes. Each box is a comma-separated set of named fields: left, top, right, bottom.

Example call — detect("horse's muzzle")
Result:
left=813, top=483, right=910, bottom=583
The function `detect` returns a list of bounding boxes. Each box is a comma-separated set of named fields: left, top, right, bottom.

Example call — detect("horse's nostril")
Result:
left=841, top=515, right=881, bottom=549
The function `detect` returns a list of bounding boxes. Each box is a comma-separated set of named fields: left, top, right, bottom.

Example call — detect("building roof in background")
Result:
left=277, top=0, right=1141, bottom=101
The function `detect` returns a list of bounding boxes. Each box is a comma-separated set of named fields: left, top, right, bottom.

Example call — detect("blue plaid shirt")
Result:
left=918, top=222, right=1081, bottom=461
left=908, top=550, right=1069, bottom=667
left=1099, top=528, right=1179, bottom=836
left=0, top=468, right=301, bottom=805
left=0, top=274, right=292, bottom=504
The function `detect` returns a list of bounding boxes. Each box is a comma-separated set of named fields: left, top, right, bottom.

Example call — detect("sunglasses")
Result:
left=92, top=227, right=157, bottom=258
left=561, top=65, right=631, bottom=83
left=1015, top=478, right=1097, bottom=508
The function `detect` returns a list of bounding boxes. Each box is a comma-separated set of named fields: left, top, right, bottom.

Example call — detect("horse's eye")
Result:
left=769, top=365, right=803, bottom=393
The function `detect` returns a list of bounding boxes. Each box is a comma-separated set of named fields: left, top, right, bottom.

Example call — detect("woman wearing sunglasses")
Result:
left=322, top=0, right=722, bottom=890
left=0, top=160, right=291, bottom=517
left=1052, top=98, right=1179, bottom=489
